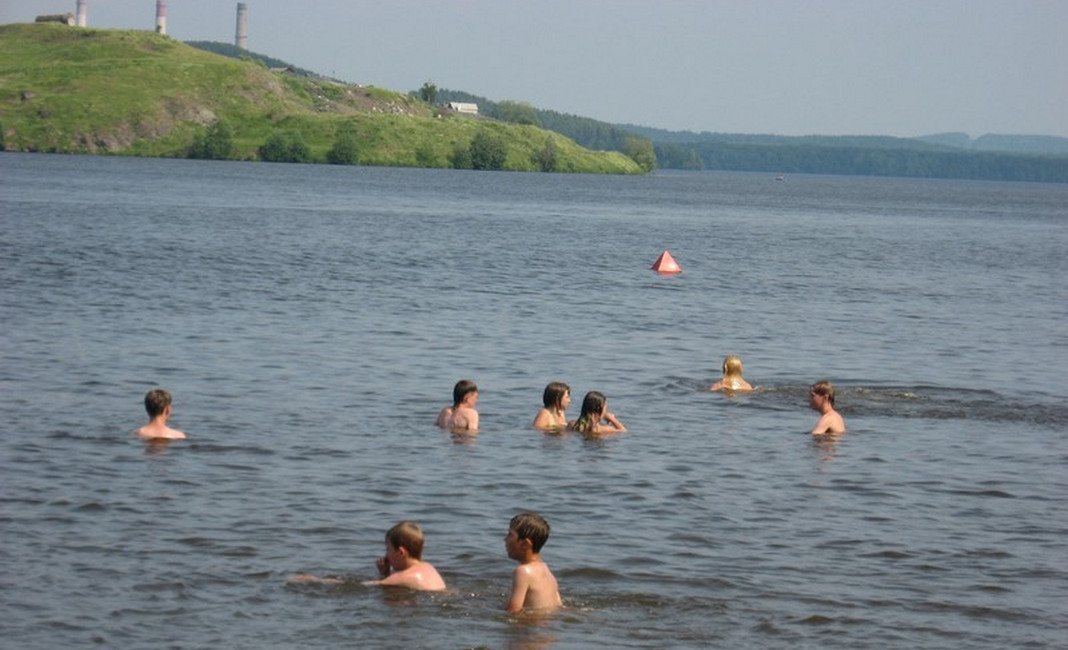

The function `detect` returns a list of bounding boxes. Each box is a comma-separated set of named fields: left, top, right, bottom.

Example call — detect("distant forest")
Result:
left=435, top=90, right=1067, bottom=182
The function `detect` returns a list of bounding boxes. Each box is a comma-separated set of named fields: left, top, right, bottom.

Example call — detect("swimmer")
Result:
left=290, top=521, right=446, bottom=591
left=710, top=355, right=753, bottom=392
left=533, top=381, right=571, bottom=430
left=134, top=388, right=186, bottom=440
left=809, top=380, right=846, bottom=434
left=566, top=391, right=626, bottom=434
left=505, top=512, right=562, bottom=614
left=436, top=379, right=479, bottom=432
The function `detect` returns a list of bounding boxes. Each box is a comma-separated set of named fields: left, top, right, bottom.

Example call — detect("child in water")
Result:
left=134, top=389, right=186, bottom=440
left=436, top=379, right=479, bottom=432
left=289, top=521, right=446, bottom=591
left=809, top=380, right=846, bottom=434
left=710, top=355, right=753, bottom=392
left=567, top=391, right=626, bottom=434
left=505, top=512, right=562, bottom=613
left=533, top=381, right=571, bottom=430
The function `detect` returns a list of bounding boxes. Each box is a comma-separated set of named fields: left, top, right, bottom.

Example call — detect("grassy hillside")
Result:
left=0, top=23, right=641, bottom=174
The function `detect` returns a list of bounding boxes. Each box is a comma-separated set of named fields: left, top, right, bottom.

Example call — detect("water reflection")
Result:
left=449, top=431, right=478, bottom=446
left=142, top=438, right=177, bottom=455
left=503, top=613, right=559, bottom=650
left=810, top=432, right=842, bottom=464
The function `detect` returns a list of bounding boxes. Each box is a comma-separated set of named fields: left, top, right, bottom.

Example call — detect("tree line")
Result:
left=434, top=88, right=1068, bottom=182
left=433, top=89, right=655, bottom=172
left=653, top=141, right=1068, bottom=182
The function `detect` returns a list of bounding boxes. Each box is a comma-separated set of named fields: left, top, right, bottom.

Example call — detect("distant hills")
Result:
left=0, top=24, right=641, bottom=174
left=2, top=22, right=1065, bottom=182
left=913, top=132, right=1068, bottom=155
left=433, top=90, right=1067, bottom=182
left=619, top=125, right=1068, bottom=156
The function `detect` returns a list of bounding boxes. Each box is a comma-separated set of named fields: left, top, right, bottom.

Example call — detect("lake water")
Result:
left=2, top=153, right=1066, bottom=649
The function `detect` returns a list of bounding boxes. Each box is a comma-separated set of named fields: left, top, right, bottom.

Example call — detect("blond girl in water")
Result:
left=710, top=355, right=753, bottom=392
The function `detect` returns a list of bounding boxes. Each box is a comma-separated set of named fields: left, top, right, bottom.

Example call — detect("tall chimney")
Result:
left=155, top=0, right=167, bottom=35
left=76, top=0, right=87, bottom=27
left=235, top=3, right=248, bottom=50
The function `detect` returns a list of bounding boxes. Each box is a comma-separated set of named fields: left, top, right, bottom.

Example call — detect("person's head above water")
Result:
left=385, top=521, right=426, bottom=560
left=810, top=380, right=835, bottom=407
left=542, top=381, right=570, bottom=410
left=144, top=388, right=172, bottom=417
left=452, top=379, right=478, bottom=407
left=722, top=355, right=744, bottom=377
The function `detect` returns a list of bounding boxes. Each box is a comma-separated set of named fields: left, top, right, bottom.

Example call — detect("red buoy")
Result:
left=651, top=250, right=682, bottom=274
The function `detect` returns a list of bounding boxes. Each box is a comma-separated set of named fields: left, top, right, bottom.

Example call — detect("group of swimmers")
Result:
left=131, top=391, right=560, bottom=613
left=289, top=514, right=562, bottom=614
left=131, top=358, right=842, bottom=613
left=435, top=379, right=627, bottom=435
left=712, top=354, right=845, bottom=434
left=434, top=355, right=846, bottom=437
left=134, top=356, right=845, bottom=444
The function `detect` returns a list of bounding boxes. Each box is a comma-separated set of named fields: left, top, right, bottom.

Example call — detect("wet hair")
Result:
left=811, top=381, right=835, bottom=407
left=144, top=389, right=172, bottom=418
left=573, top=391, right=607, bottom=434
left=510, top=512, right=551, bottom=553
left=452, top=379, right=478, bottom=407
left=722, top=355, right=744, bottom=377
left=542, top=381, right=570, bottom=410
left=386, top=521, right=425, bottom=559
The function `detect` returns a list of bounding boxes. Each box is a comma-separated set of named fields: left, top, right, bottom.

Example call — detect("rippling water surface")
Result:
left=2, top=153, right=1066, bottom=649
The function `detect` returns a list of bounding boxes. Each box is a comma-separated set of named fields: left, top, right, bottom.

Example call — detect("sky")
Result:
left=4, top=0, right=1066, bottom=138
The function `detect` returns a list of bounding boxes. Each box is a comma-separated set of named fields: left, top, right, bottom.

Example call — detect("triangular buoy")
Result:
left=651, top=250, right=682, bottom=274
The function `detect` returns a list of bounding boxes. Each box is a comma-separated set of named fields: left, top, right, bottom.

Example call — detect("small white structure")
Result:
left=76, top=0, right=87, bottom=27
left=448, top=102, right=479, bottom=115
left=36, top=13, right=75, bottom=25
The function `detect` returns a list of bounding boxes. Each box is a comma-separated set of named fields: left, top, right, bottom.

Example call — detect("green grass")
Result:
left=0, top=23, right=641, bottom=173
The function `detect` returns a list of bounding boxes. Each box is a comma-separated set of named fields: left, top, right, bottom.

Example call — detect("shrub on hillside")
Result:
left=258, top=131, right=310, bottom=163
left=326, top=131, right=359, bottom=165
left=187, top=121, right=234, bottom=160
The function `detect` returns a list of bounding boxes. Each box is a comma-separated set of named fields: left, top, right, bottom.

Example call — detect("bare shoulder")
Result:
left=436, top=406, right=453, bottom=428
left=135, top=426, right=185, bottom=440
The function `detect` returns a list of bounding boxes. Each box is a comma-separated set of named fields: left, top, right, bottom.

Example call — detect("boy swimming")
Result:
left=809, top=380, right=846, bottom=434
left=505, top=512, right=562, bottom=613
left=134, top=389, right=186, bottom=440
left=289, top=521, right=446, bottom=591
left=436, top=379, right=480, bottom=432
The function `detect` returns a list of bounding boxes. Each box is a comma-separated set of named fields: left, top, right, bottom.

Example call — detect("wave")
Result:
left=689, top=382, right=1068, bottom=428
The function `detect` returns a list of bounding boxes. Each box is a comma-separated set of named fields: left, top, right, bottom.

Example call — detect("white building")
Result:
left=447, top=102, right=479, bottom=115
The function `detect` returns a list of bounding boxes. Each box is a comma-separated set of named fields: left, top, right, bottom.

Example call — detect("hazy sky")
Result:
left=4, top=0, right=1066, bottom=138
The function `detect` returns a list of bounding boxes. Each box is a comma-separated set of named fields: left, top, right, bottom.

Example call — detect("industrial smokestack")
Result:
left=76, top=0, right=87, bottom=27
left=155, top=0, right=167, bottom=35
left=235, top=3, right=248, bottom=50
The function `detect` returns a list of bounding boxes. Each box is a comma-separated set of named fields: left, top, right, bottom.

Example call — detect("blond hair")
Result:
left=722, top=355, right=744, bottom=378
left=386, top=521, right=425, bottom=559
left=811, top=381, right=835, bottom=407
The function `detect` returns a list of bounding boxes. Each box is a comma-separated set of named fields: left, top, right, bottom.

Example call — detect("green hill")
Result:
left=0, top=23, right=641, bottom=174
